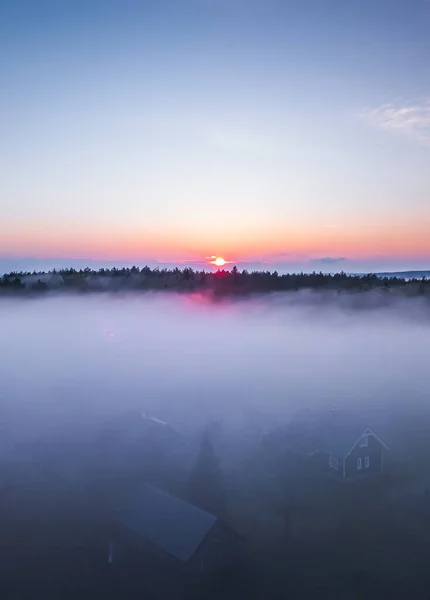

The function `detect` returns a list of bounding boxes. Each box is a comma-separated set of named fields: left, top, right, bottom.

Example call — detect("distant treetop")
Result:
left=0, top=266, right=429, bottom=297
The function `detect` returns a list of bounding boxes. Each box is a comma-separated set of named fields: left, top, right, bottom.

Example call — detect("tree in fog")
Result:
left=2, top=264, right=429, bottom=297
left=187, top=425, right=225, bottom=517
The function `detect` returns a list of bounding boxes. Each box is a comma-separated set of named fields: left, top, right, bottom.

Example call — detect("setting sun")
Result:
left=211, top=257, right=226, bottom=267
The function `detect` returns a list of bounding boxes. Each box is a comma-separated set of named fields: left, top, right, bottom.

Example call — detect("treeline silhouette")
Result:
left=1, top=266, right=429, bottom=296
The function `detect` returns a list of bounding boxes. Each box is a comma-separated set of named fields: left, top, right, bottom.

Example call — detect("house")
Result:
left=320, top=424, right=389, bottom=479
left=284, top=410, right=390, bottom=480
left=96, top=409, right=197, bottom=481
left=109, top=483, right=243, bottom=574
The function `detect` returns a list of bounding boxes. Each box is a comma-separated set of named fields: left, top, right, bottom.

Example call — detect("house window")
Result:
left=329, top=455, right=339, bottom=470
left=359, top=435, right=368, bottom=448
left=364, top=456, right=370, bottom=469
left=357, top=457, right=362, bottom=471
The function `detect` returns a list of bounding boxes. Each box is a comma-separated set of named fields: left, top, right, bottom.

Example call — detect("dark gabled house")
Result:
left=320, top=424, right=389, bottom=479
left=284, top=410, right=390, bottom=480
left=101, top=410, right=191, bottom=457
left=96, top=410, right=197, bottom=483
left=110, top=483, right=242, bottom=574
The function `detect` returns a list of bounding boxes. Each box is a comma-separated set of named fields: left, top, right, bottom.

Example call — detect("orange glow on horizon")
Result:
left=2, top=216, right=430, bottom=265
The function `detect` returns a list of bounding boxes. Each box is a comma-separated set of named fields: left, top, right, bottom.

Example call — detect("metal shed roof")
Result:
left=118, top=483, right=217, bottom=561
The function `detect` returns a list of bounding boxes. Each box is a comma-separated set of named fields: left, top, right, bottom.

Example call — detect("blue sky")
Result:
left=1, top=0, right=430, bottom=272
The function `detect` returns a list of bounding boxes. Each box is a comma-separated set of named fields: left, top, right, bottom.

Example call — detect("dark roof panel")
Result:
left=119, top=484, right=217, bottom=561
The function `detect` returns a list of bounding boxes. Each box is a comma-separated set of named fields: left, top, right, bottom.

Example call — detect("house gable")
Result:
left=343, top=432, right=386, bottom=478
left=344, top=427, right=389, bottom=460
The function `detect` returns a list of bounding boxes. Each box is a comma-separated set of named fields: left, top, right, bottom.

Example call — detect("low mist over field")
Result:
left=2, top=291, right=430, bottom=448
left=3, top=290, right=430, bottom=598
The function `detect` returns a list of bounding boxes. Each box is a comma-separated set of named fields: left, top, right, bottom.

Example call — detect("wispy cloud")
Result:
left=312, top=257, right=346, bottom=265
left=360, top=99, right=430, bottom=146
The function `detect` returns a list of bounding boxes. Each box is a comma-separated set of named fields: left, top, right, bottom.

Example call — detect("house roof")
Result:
left=101, top=410, right=193, bottom=461
left=118, top=483, right=217, bottom=562
left=321, top=422, right=372, bottom=457
left=286, top=409, right=388, bottom=458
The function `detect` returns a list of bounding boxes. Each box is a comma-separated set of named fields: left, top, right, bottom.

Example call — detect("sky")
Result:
left=1, top=0, right=430, bottom=273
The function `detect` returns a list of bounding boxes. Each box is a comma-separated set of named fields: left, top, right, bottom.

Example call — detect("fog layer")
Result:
left=1, top=291, right=430, bottom=450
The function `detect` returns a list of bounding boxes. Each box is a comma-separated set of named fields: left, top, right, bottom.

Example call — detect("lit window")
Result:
left=364, top=456, right=370, bottom=469
left=357, top=457, right=362, bottom=470
left=359, top=436, right=368, bottom=448
left=329, top=456, right=339, bottom=470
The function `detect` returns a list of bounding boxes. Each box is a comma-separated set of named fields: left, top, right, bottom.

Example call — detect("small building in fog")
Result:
left=109, top=483, right=243, bottom=574
left=283, top=410, right=390, bottom=481
left=322, top=426, right=389, bottom=479
left=96, top=410, right=198, bottom=486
